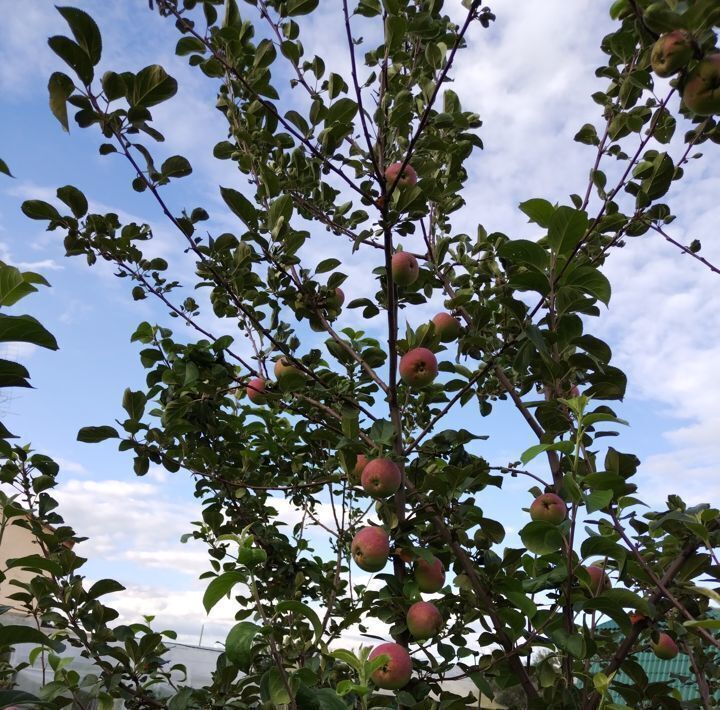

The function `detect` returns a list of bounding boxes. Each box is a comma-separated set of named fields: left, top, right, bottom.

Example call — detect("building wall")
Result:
left=0, top=514, right=48, bottom=612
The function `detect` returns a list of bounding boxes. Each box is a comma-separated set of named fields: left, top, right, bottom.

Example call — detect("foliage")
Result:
left=2, top=1, right=720, bottom=708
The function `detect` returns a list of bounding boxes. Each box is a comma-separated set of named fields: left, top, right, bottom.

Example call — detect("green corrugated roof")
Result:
left=589, top=616, right=720, bottom=702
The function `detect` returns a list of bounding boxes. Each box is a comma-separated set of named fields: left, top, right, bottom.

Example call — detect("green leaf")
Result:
left=87, top=578, right=125, bottom=599
left=56, top=6, right=102, bottom=65
left=0, top=624, right=58, bottom=649
left=56, top=185, right=88, bottom=218
left=0, top=315, right=58, bottom=350
left=261, top=667, right=291, bottom=706
left=275, top=600, right=322, bottom=643
left=548, top=206, right=588, bottom=255
left=225, top=621, right=261, bottom=670
left=0, top=265, right=38, bottom=307
left=48, top=71, right=75, bottom=131
left=122, top=388, right=146, bottom=420
left=497, top=239, right=549, bottom=270
left=316, top=258, right=341, bottom=274
left=330, top=648, right=362, bottom=672
left=161, top=155, right=192, bottom=179
left=583, top=489, right=614, bottom=513
left=326, top=97, right=357, bottom=125
left=21, top=199, right=61, bottom=221
left=6, top=554, right=62, bottom=576
left=129, top=65, right=178, bottom=107
left=519, top=198, right=554, bottom=227
left=286, top=0, right=319, bottom=15
left=684, top=618, right=720, bottom=629
left=580, top=535, right=627, bottom=564
left=77, top=425, right=119, bottom=443
left=0, top=359, right=31, bottom=388
left=520, top=440, right=574, bottom=465
left=220, top=187, right=257, bottom=227
left=520, top=520, right=564, bottom=555
left=48, top=35, right=94, bottom=84
left=0, top=157, right=13, bottom=178
left=203, top=571, right=245, bottom=613
left=0, top=690, right=42, bottom=706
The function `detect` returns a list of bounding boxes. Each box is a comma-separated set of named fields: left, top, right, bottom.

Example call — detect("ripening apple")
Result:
left=350, top=453, right=368, bottom=484
left=406, top=601, right=443, bottom=640
left=650, top=30, right=693, bottom=77
left=246, top=377, right=267, bottom=405
left=432, top=312, right=462, bottom=343
left=399, top=347, right=438, bottom=388
left=274, top=357, right=306, bottom=391
left=361, top=457, right=402, bottom=498
left=529, top=493, right=567, bottom=525
left=385, top=161, right=418, bottom=188
left=391, top=251, right=419, bottom=287
left=368, top=642, right=413, bottom=690
left=351, top=526, right=389, bottom=572
left=584, top=564, right=611, bottom=595
left=327, top=287, right=345, bottom=310
left=414, top=555, right=445, bottom=593
left=651, top=632, right=679, bottom=660
left=683, top=54, right=720, bottom=115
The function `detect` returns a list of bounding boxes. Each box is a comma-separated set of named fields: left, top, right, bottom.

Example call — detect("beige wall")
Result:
left=0, top=514, right=50, bottom=612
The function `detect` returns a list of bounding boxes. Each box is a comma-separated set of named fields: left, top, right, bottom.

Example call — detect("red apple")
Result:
left=351, top=526, right=389, bottom=572
left=651, top=30, right=693, bottom=77
left=683, top=54, right=720, bottom=115
left=432, top=312, right=462, bottom=343
left=391, top=252, right=419, bottom=287
left=399, top=347, right=438, bottom=388
left=369, top=642, right=413, bottom=690
left=414, top=555, right=445, bottom=593
left=529, top=493, right=567, bottom=525
left=406, top=601, right=443, bottom=640
left=569, top=385, right=580, bottom=398
left=361, top=457, right=402, bottom=498
left=350, top=453, right=369, bottom=484
left=651, top=632, right=679, bottom=660
left=584, top=565, right=611, bottom=595
left=629, top=612, right=646, bottom=625
left=246, top=377, right=267, bottom=405
left=274, top=357, right=306, bottom=391
left=385, top=161, right=417, bottom=188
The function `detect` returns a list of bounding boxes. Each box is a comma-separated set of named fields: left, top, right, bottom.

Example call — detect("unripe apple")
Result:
left=361, top=457, right=402, bottom=498
left=368, top=642, right=413, bottom=689
left=406, top=601, right=443, bottom=640
left=414, top=555, right=445, bottom=593
left=683, top=54, right=720, bottom=115
left=351, top=526, right=389, bottom=572
left=274, top=357, right=306, bottom=391
left=399, top=347, right=438, bottom=388
left=246, top=377, right=267, bottom=405
left=391, top=252, right=419, bottom=287
left=385, top=161, right=417, bottom=188
left=584, top=565, right=611, bottom=595
left=350, top=453, right=369, bottom=484
left=432, top=312, right=462, bottom=343
left=529, top=493, right=567, bottom=525
left=651, top=632, right=679, bottom=660
left=651, top=30, right=693, bottom=77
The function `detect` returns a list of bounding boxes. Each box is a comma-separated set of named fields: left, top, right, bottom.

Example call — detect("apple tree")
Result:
left=3, top=1, right=720, bottom=708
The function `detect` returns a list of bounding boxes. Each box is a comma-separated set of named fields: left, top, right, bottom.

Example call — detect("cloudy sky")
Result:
left=1, top=0, right=719, bottom=651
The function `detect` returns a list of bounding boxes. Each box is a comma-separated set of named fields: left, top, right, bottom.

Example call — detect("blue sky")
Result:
left=1, top=1, right=719, bottom=646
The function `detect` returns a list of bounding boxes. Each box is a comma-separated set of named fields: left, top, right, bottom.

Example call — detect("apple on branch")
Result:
left=274, top=357, right=306, bottom=391
left=391, top=251, right=419, bottom=287
left=651, top=632, right=679, bottom=660
left=385, top=161, right=417, bottom=188
left=683, top=54, right=720, bottom=115
left=432, top=312, right=462, bottom=343
left=529, top=492, right=567, bottom=525
left=246, top=377, right=267, bottom=405
left=414, top=555, right=446, bottom=593
left=368, top=642, right=413, bottom=689
left=399, top=347, right=438, bottom=388
left=406, top=601, right=443, bottom=640
left=650, top=30, right=693, bottom=77
left=351, top=526, right=389, bottom=572
left=360, top=457, right=401, bottom=498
